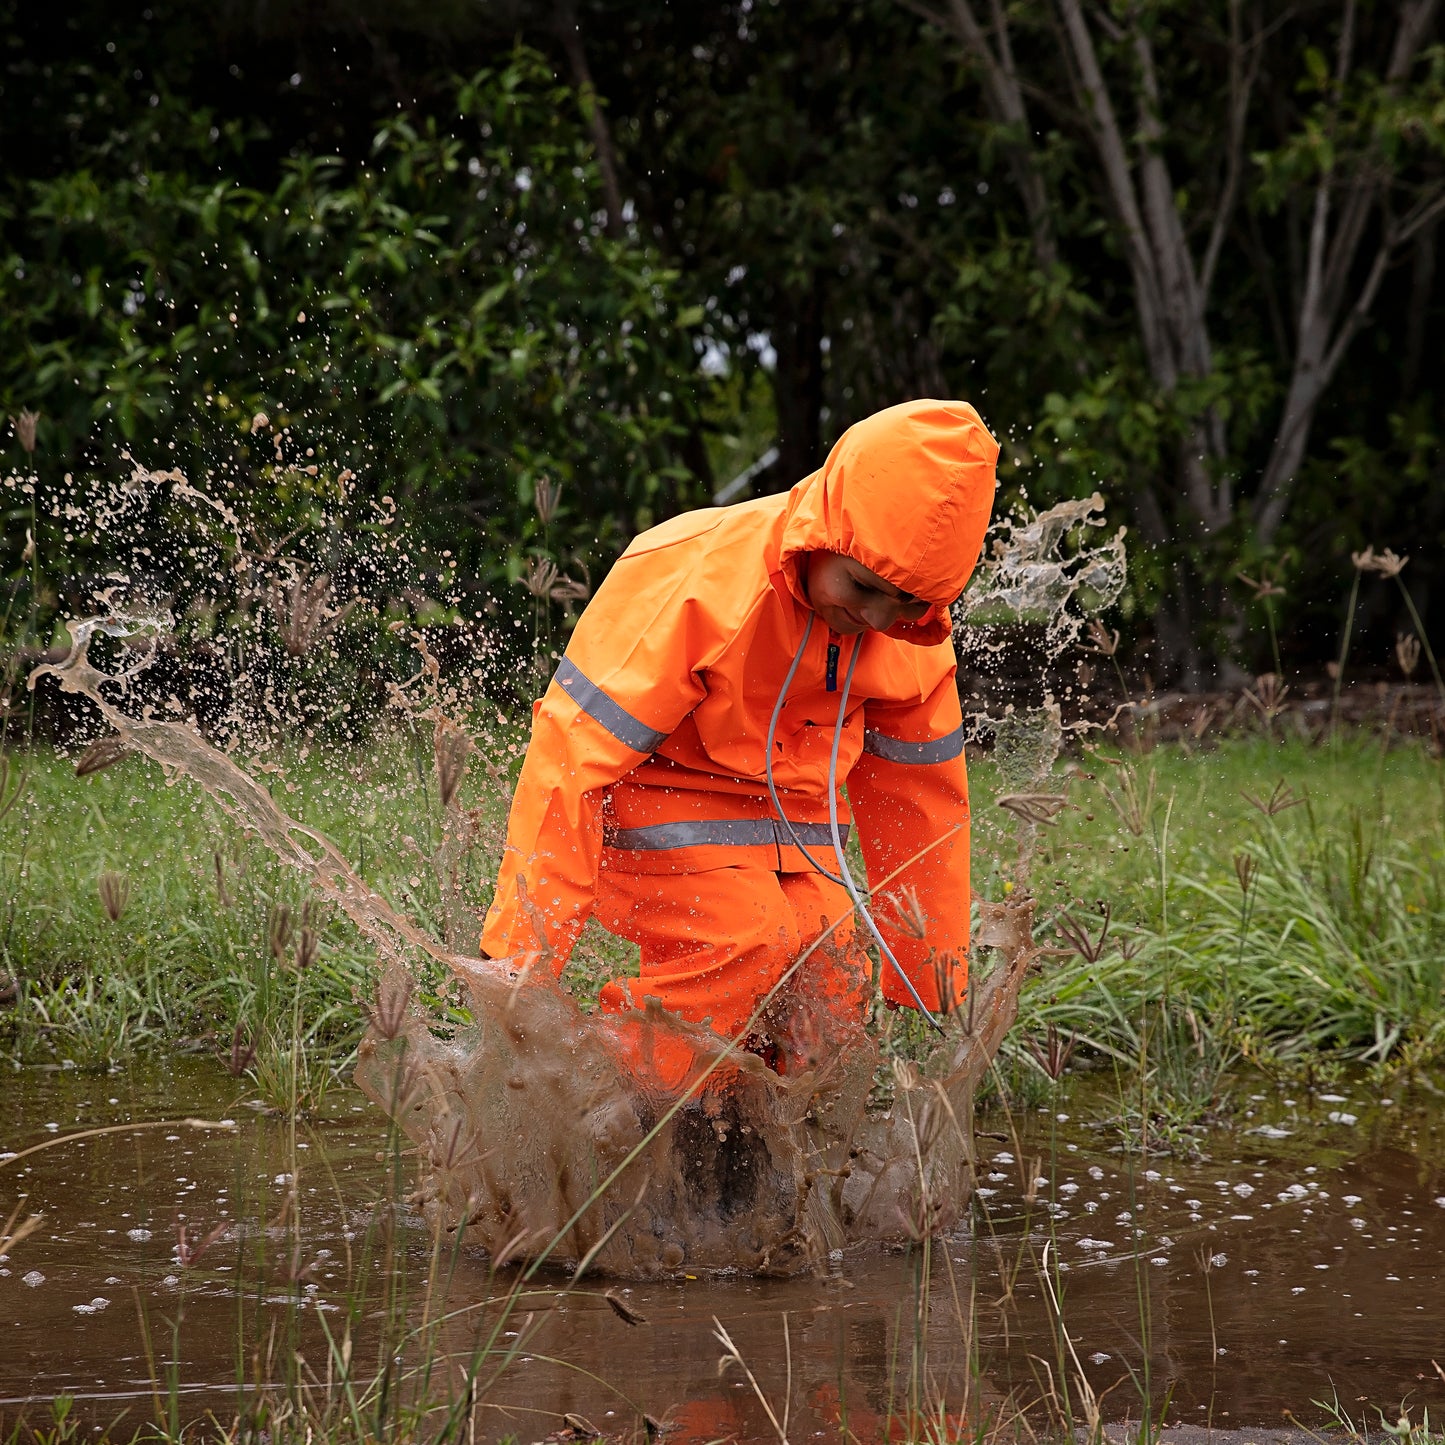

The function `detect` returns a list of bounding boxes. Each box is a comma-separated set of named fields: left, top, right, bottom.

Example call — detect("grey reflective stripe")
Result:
left=554, top=658, right=668, bottom=754
left=605, top=818, right=849, bottom=851
left=862, top=725, right=965, bottom=765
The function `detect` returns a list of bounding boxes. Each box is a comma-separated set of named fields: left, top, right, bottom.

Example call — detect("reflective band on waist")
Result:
left=862, top=724, right=965, bottom=764
left=554, top=657, right=669, bottom=754
left=604, top=818, right=850, bottom=851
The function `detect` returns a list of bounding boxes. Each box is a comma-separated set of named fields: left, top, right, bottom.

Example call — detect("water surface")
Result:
left=3, top=1061, right=1441, bottom=1440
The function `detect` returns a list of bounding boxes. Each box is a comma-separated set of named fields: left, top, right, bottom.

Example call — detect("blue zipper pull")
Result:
left=825, top=637, right=840, bottom=692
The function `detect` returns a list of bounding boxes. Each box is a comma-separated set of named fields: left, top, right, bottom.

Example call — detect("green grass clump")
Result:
left=0, top=730, right=519, bottom=1103
left=2, top=730, right=1442, bottom=1136
left=980, top=733, right=1445, bottom=1143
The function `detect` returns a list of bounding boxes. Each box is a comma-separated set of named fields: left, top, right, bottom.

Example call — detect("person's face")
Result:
left=803, top=552, right=934, bottom=635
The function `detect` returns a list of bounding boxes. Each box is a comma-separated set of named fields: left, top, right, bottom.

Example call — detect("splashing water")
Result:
left=29, top=466, right=1123, bottom=1277
left=956, top=492, right=1127, bottom=882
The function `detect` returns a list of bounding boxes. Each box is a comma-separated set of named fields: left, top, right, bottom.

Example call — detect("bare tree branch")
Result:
left=552, top=0, right=625, bottom=238
left=1200, top=0, right=1266, bottom=296
left=895, top=0, right=1058, bottom=267
left=1254, top=0, right=1443, bottom=540
left=1055, top=0, right=1173, bottom=380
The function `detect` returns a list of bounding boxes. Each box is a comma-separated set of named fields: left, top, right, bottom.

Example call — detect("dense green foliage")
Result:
left=1, top=0, right=1442, bottom=682
left=1, top=42, right=706, bottom=605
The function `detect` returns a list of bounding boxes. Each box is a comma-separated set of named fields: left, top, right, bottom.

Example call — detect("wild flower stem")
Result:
left=1331, top=569, right=1362, bottom=740
left=1391, top=574, right=1445, bottom=704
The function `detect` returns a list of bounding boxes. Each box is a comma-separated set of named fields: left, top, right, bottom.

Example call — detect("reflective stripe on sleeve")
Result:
left=554, top=657, right=669, bottom=754
left=861, top=724, right=965, bottom=765
left=604, top=818, right=849, bottom=851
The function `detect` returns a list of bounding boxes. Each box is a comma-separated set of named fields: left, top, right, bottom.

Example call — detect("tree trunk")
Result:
left=896, top=0, right=1057, bottom=270
left=552, top=0, right=626, bottom=238
left=1403, top=217, right=1438, bottom=397
left=1253, top=0, right=1444, bottom=542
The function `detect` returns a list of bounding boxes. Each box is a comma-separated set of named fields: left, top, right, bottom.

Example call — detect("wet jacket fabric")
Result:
left=480, top=398, right=999, bottom=1012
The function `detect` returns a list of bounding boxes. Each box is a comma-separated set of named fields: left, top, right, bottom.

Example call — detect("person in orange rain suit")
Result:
left=480, top=398, right=999, bottom=1070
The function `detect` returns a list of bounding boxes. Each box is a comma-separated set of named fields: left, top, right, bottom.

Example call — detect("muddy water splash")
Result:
left=32, top=475, right=1122, bottom=1277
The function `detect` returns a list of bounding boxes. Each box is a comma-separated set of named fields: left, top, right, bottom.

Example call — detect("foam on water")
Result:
left=30, top=465, right=1123, bottom=1277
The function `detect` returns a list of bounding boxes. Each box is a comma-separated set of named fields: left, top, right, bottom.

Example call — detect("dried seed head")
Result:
left=521, top=555, right=590, bottom=605
left=294, top=925, right=319, bottom=972
left=264, top=564, right=355, bottom=657
left=366, top=968, right=415, bottom=1041
left=1396, top=632, right=1421, bottom=679
left=433, top=718, right=473, bottom=810
left=98, top=870, right=131, bottom=923
left=997, top=791, right=1069, bottom=825
left=1027, top=1022, right=1076, bottom=1081
left=604, top=1290, right=648, bottom=1327
left=534, top=475, right=561, bottom=525
left=13, top=410, right=38, bottom=454
left=1353, top=546, right=1408, bottom=579
left=1241, top=779, right=1305, bottom=817
left=885, top=885, right=929, bottom=940
left=268, top=904, right=294, bottom=961
left=1233, top=850, right=1257, bottom=895
left=175, top=1219, right=229, bottom=1268
left=1055, top=903, right=1110, bottom=963
left=212, top=852, right=233, bottom=908
left=1237, top=571, right=1286, bottom=600
left=1244, top=672, right=1289, bottom=721
left=223, top=1022, right=256, bottom=1077
left=522, top=556, right=559, bottom=599
left=548, top=573, right=591, bottom=605
left=74, top=734, right=133, bottom=777
left=1086, top=619, right=1119, bottom=657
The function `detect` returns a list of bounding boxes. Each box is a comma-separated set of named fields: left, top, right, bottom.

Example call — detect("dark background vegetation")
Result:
left=2, top=0, right=1442, bottom=690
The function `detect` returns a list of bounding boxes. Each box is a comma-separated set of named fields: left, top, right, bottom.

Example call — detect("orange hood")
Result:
left=775, top=399, right=999, bottom=645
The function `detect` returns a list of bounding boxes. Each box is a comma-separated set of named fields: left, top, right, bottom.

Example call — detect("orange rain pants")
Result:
left=593, top=864, right=872, bottom=1039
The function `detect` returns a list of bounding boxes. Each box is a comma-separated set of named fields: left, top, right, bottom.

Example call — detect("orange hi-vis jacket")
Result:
left=481, top=399, right=1000, bottom=1011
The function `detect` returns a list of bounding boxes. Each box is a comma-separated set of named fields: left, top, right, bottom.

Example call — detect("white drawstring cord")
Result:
left=764, top=611, right=845, bottom=885
left=764, top=613, right=945, bottom=1030
left=826, top=636, right=944, bottom=1031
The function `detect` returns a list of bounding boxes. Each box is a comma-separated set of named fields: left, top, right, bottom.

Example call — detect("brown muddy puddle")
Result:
left=2, top=1059, right=1443, bottom=1441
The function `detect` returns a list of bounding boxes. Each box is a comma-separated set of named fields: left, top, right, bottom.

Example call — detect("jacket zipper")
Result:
left=825, top=631, right=840, bottom=692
